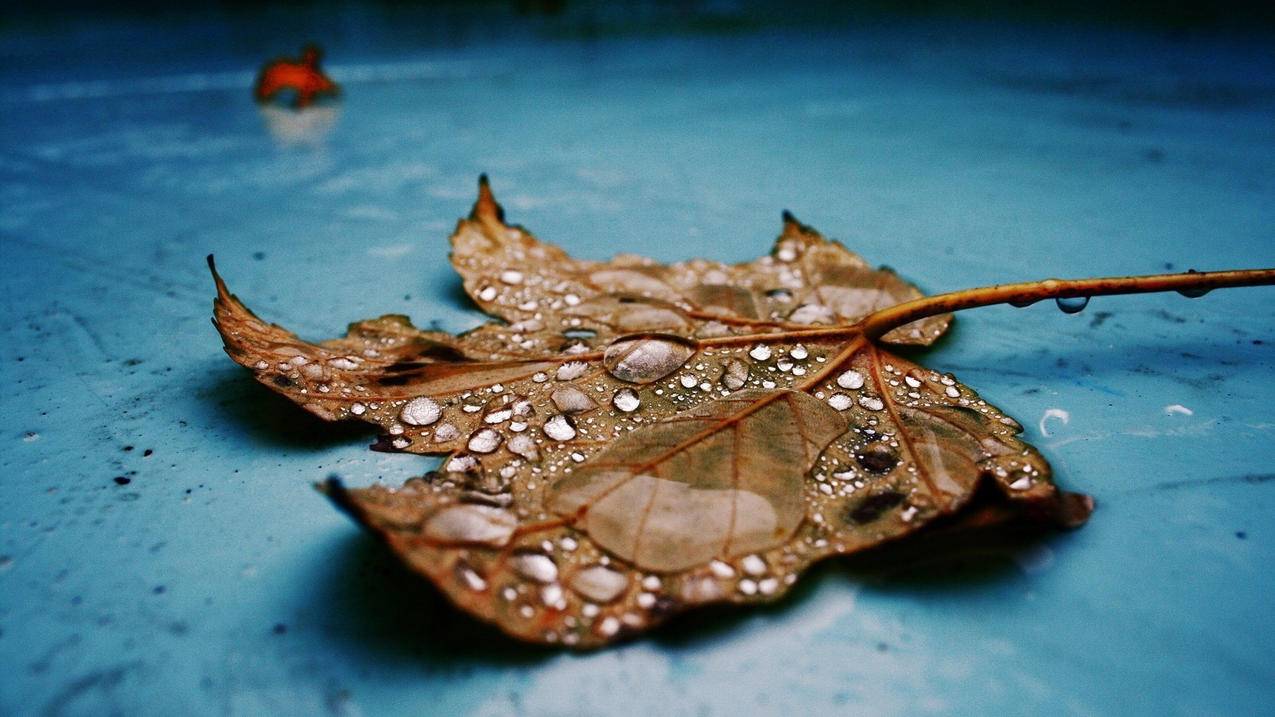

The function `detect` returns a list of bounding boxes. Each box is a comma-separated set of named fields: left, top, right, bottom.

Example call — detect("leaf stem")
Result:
left=858, top=268, right=1275, bottom=340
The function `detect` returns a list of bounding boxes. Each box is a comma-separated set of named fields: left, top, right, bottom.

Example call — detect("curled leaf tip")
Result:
left=207, top=254, right=231, bottom=300
left=1054, top=492, right=1096, bottom=529
left=317, top=476, right=363, bottom=519
left=779, top=209, right=814, bottom=238
left=471, top=173, right=505, bottom=224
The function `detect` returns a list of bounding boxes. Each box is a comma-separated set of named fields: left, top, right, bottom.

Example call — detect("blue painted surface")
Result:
left=2, top=8, right=1274, bottom=716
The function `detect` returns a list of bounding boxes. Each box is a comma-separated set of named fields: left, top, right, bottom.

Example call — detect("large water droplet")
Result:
left=857, top=447, right=899, bottom=474
left=423, top=505, right=517, bottom=547
left=551, top=386, right=599, bottom=414
left=556, top=361, right=589, bottom=381
left=1055, top=296, right=1090, bottom=314
left=1009, top=298, right=1039, bottom=308
left=604, top=335, right=695, bottom=384
left=740, top=554, right=767, bottom=577
left=568, top=564, right=629, bottom=603
left=467, top=428, right=503, bottom=454
left=720, top=358, right=750, bottom=390
left=836, top=370, right=865, bottom=390
left=512, top=552, right=559, bottom=583
left=1176, top=269, right=1212, bottom=298
left=543, top=414, right=577, bottom=441
left=612, top=388, right=641, bottom=412
left=508, top=433, right=539, bottom=460
left=400, top=397, right=441, bottom=426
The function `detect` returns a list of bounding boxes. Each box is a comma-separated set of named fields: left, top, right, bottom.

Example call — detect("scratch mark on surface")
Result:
left=1038, top=408, right=1070, bottom=437
left=1121, top=473, right=1275, bottom=494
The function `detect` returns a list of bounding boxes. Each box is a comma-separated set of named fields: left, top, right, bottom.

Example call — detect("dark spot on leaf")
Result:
left=848, top=491, right=905, bottom=524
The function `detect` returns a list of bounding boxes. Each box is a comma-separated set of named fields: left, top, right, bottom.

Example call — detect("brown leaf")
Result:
left=210, top=177, right=1085, bottom=648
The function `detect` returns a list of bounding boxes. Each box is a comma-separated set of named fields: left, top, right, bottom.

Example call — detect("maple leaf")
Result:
left=209, top=176, right=1274, bottom=648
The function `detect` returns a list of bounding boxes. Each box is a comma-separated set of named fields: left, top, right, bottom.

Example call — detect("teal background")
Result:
left=2, top=5, right=1274, bottom=715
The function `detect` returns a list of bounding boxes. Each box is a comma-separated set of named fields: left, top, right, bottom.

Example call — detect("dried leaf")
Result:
left=215, top=176, right=1269, bottom=648
left=254, top=44, right=339, bottom=109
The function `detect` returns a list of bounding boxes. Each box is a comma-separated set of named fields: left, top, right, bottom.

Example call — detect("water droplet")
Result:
left=612, top=388, right=641, bottom=412
left=709, top=560, right=735, bottom=578
left=944, top=385, right=960, bottom=399
left=858, top=395, right=884, bottom=411
left=827, top=393, right=853, bottom=411
left=1009, top=298, right=1038, bottom=308
left=836, top=370, right=865, bottom=390
left=551, top=386, right=599, bottom=413
left=499, top=270, right=524, bottom=285
left=543, top=414, right=577, bottom=441
left=424, top=505, right=517, bottom=547
left=350, top=402, right=366, bottom=415
left=512, top=552, right=559, bottom=583
left=484, top=407, right=512, bottom=424
left=456, top=561, right=487, bottom=591
left=737, top=579, right=758, bottom=595
left=1055, top=296, right=1090, bottom=314
left=532, top=372, right=548, bottom=383
left=604, top=336, right=695, bottom=384
left=556, top=361, right=588, bottom=381
left=758, top=577, right=779, bottom=595
left=467, top=428, right=503, bottom=454
left=720, top=358, right=750, bottom=390
left=563, top=293, right=582, bottom=306
left=433, top=423, right=459, bottom=442
left=789, top=345, right=808, bottom=360
left=568, top=565, right=629, bottom=603
left=679, top=374, right=698, bottom=388
left=749, top=345, right=772, bottom=361
left=447, top=454, right=478, bottom=472
left=400, top=397, right=441, bottom=426
left=595, top=616, right=621, bottom=637
left=904, top=375, right=922, bottom=389
left=1177, top=269, right=1211, bottom=298
left=508, top=433, right=539, bottom=460
left=740, top=554, right=767, bottom=576
left=857, top=447, right=898, bottom=474
left=788, top=303, right=833, bottom=324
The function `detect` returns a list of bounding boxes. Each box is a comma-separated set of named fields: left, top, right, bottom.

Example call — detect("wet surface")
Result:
left=2, top=4, right=1274, bottom=715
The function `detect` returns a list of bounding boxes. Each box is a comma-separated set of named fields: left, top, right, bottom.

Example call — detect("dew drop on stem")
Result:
left=1055, top=296, right=1090, bottom=314
left=1177, top=269, right=1212, bottom=298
